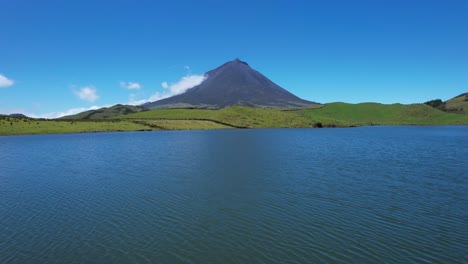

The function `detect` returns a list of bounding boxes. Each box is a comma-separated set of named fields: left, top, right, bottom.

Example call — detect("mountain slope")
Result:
left=143, top=59, right=317, bottom=109
left=60, top=104, right=148, bottom=119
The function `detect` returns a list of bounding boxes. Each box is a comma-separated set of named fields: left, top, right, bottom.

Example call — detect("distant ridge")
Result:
left=60, top=104, right=148, bottom=119
left=9, top=113, right=29, bottom=118
left=143, top=59, right=318, bottom=109
left=424, top=92, right=468, bottom=114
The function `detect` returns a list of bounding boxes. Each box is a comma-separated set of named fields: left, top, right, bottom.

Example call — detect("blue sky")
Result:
left=1, top=0, right=467, bottom=117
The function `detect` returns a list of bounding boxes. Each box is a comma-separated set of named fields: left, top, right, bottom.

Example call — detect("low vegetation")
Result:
left=115, top=106, right=351, bottom=128
left=2, top=103, right=468, bottom=136
left=133, top=120, right=232, bottom=130
left=0, top=116, right=156, bottom=136
left=301, top=102, right=468, bottom=125
left=117, top=103, right=468, bottom=127
left=444, top=93, right=468, bottom=114
left=424, top=93, right=468, bottom=114
left=424, top=99, right=446, bottom=111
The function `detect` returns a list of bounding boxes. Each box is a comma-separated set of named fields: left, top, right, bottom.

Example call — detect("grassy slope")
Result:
left=0, top=117, right=156, bottom=136
left=3, top=103, right=468, bottom=135
left=301, top=102, right=468, bottom=125
left=115, top=106, right=348, bottom=128
left=118, top=103, right=468, bottom=127
left=0, top=117, right=233, bottom=135
left=136, top=120, right=232, bottom=130
left=445, top=93, right=468, bottom=114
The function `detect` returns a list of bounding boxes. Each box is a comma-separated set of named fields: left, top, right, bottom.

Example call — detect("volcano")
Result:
left=143, top=58, right=317, bottom=109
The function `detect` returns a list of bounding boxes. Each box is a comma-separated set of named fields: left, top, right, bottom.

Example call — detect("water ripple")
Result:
left=1, top=127, right=467, bottom=263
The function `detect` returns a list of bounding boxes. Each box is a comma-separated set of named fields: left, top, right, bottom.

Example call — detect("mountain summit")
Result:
left=143, top=59, right=317, bottom=109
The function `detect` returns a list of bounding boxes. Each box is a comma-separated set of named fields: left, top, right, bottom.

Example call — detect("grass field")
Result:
left=301, top=102, right=468, bottom=125
left=116, top=106, right=354, bottom=128
left=0, top=117, right=156, bottom=136
left=0, top=117, right=232, bottom=135
left=116, top=103, right=468, bottom=127
left=3, top=103, right=468, bottom=136
left=133, top=119, right=233, bottom=130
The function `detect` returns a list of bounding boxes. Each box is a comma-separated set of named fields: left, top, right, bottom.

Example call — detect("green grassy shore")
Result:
left=2, top=103, right=468, bottom=136
left=0, top=117, right=157, bottom=136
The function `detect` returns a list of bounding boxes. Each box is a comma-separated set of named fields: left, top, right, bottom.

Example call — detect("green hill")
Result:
left=445, top=93, right=468, bottom=114
left=3, top=103, right=468, bottom=136
left=60, top=104, right=148, bottom=119
left=301, top=102, right=468, bottom=125
left=116, top=103, right=468, bottom=127
left=424, top=93, right=468, bottom=114
left=114, top=105, right=345, bottom=128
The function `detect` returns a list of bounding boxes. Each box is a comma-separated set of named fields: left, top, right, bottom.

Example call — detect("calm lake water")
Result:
left=1, top=127, right=467, bottom=263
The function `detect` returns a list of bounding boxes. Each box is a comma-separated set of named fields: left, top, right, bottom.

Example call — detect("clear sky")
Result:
left=1, top=0, right=467, bottom=117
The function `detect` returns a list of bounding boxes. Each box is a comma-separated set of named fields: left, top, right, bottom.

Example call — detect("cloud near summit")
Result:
left=161, top=74, right=206, bottom=95
left=24, top=74, right=205, bottom=118
left=129, top=73, right=206, bottom=105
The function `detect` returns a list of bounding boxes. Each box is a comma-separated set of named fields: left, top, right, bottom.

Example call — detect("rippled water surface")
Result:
left=1, top=127, right=467, bottom=263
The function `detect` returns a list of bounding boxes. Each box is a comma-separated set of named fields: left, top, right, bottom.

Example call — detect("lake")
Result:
left=1, top=127, right=467, bottom=263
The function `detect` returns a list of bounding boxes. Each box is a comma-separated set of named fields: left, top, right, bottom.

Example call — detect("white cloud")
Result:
left=2, top=73, right=206, bottom=118
left=127, top=91, right=168, bottom=106
left=3, top=73, right=206, bottom=118
left=0, top=74, right=14, bottom=88
left=162, top=74, right=206, bottom=95
left=128, top=74, right=206, bottom=105
left=31, top=106, right=100, bottom=119
left=74, top=86, right=99, bottom=102
left=2, top=106, right=93, bottom=119
left=120, top=81, right=141, bottom=90
left=34, top=104, right=116, bottom=119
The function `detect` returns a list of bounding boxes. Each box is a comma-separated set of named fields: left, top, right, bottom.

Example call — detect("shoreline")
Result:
left=3, top=123, right=468, bottom=137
